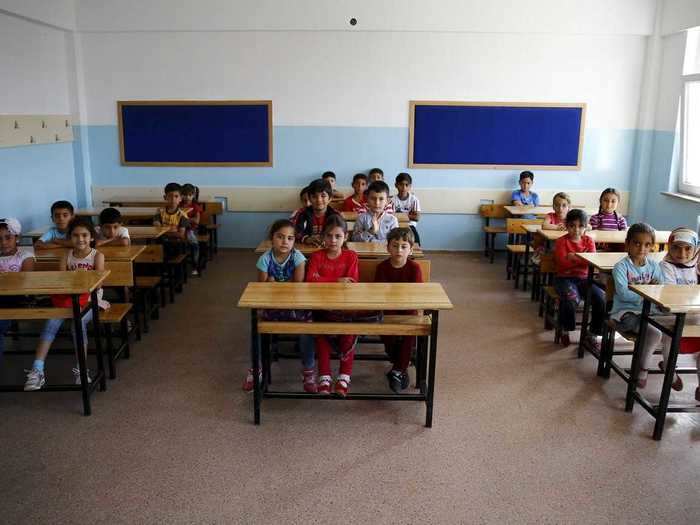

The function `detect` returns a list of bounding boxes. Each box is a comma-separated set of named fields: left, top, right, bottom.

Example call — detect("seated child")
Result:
left=342, top=173, right=368, bottom=213
left=0, top=218, right=35, bottom=361
left=96, top=208, right=130, bottom=246
left=34, top=200, right=75, bottom=249
left=352, top=181, right=399, bottom=242
left=589, top=188, right=627, bottom=230
left=542, top=192, right=570, bottom=230
left=511, top=171, right=539, bottom=219
left=243, top=219, right=316, bottom=393
left=368, top=168, right=384, bottom=184
left=305, top=215, right=359, bottom=396
left=374, top=227, right=423, bottom=392
left=290, top=186, right=311, bottom=222
left=658, top=227, right=700, bottom=401
left=180, top=183, right=202, bottom=275
left=553, top=210, right=605, bottom=347
left=24, top=218, right=109, bottom=391
left=610, top=223, right=663, bottom=388
left=322, top=171, right=344, bottom=199
left=153, top=182, right=190, bottom=257
left=294, top=178, right=339, bottom=246
left=392, top=172, right=422, bottom=245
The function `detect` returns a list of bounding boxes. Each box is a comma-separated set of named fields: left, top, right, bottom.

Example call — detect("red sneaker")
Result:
left=334, top=375, right=350, bottom=397
left=242, top=368, right=262, bottom=392
left=317, top=375, right=332, bottom=395
left=302, top=368, right=317, bottom=393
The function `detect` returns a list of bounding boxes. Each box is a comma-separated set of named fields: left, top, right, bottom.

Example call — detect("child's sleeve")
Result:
left=532, top=193, right=540, bottom=206
left=651, top=262, right=663, bottom=285
left=612, top=261, right=641, bottom=305
left=256, top=252, right=270, bottom=274
left=588, top=214, right=600, bottom=229
left=294, top=213, right=308, bottom=242
left=306, top=252, right=334, bottom=282
left=660, top=261, right=677, bottom=284
left=618, top=215, right=628, bottom=230
left=152, top=212, right=162, bottom=225
left=292, top=250, right=306, bottom=268
left=38, top=229, right=55, bottom=243
left=353, top=215, right=374, bottom=242
left=346, top=251, right=359, bottom=282
left=553, top=238, right=570, bottom=272
left=413, top=261, right=424, bottom=283
left=374, top=261, right=386, bottom=282
left=510, top=190, right=520, bottom=204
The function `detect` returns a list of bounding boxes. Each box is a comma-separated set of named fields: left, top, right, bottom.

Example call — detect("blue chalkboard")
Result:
left=118, top=101, right=272, bottom=166
left=409, top=102, right=585, bottom=169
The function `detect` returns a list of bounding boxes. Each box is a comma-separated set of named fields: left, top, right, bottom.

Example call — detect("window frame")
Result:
left=679, top=73, right=700, bottom=197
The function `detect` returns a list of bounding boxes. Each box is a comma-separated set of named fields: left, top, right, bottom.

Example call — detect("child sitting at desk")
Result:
left=374, top=227, right=423, bottom=392
left=34, top=200, right=75, bottom=249
left=290, top=186, right=311, bottom=223
left=294, top=179, right=339, bottom=246
left=342, top=173, right=368, bottom=213
left=352, top=181, right=399, bottom=242
left=658, top=227, right=700, bottom=401
left=322, top=171, right=343, bottom=199
left=610, top=223, right=663, bottom=388
left=305, top=214, right=359, bottom=397
left=0, top=218, right=34, bottom=362
left=392, top=172, right=422, bottom=245
left=511, top=171, right=539, bottom=219
left=180, top=183, right=202, bottom=275
left=553, top=209, right=605, bottom=348
left=96, top=208, right=130, bottom=247
left=153, top=182, right=190, bottom=257
left=24, top=218, right=109, bottom=391
left=589, top=188, right=627, bottom=231
left=542, top=192, right=570, bottom=231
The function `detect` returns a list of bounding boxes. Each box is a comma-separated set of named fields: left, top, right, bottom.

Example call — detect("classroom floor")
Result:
left=1, top=249, right=699, bottom=524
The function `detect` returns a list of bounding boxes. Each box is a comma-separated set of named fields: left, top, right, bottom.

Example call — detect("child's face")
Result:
left=271, top=226, right=295, bottom=256
left=553, top=197, right=570, bottom=218
left=369, top=172, right=383, bottom=183
left=395, top=180, right=411, bottom=198
left=0, top=228, right=17, bottom=255
left=301, top=192, right=311, bottom=207
left=388, top=238, right=412, bottom=266
left=100, top=222, right=122, bottom=240
left=669, top=242, right=695, bottom=265
left=181, top=192, right=193, bottom=205
left=519, top=177, right=533, bottom=193
left=600, top=193, right=619, bottom=214
left=310, top=191, right=330, bottom=212
left=367, top=190, right=388, bottom=213
left=323, top=226, right=346, bottom=253
left=165, top=191, right=182, bottom=209
left=52, top=208, right=74, bottom=231
left=626, top=233, right=655, bottom=263
left=71, top=226, right=93, bottom=251
left=352, top=179, right=367, bottom=197
left=566, top=219, right=585, bottom=240
left=323, top=177, right=336, bottom=190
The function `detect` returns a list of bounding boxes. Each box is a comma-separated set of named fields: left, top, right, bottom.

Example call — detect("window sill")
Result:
left=661, top=191, right=700, bottom=204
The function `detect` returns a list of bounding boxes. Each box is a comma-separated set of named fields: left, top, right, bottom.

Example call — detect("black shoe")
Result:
left=387, top=370, right=409, bottom=393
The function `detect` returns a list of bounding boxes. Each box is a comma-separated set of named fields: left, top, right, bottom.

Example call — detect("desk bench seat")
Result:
left=258, top=315, right=431, bottom=337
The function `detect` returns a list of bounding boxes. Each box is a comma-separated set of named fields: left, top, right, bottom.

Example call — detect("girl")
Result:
left=658, top=227, right=700, bottom=401
left=305, top=214, right=359, bottom=397
left=243, top=219, right=315, bottom=393
left=542, top=192, right=570, bottom=230
left=589, top=188, right=627, bottom=231
left=610, top=223, right=663, bottom=388
left=24, top=218, right=109, bottom=391
left=179, top=183, right=201, bottom=276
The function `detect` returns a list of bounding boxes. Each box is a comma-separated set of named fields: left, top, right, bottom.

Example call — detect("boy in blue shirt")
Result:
left=511, top=171, right=539, bottom=219
left=34, top=200, right=75, bottom=249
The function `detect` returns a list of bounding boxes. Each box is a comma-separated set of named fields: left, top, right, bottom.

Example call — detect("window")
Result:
left=679, top=74, right=700, bottom=196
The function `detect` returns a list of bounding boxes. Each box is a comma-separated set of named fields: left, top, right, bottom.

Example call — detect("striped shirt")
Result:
left=588, top=212, right=627, bottom=231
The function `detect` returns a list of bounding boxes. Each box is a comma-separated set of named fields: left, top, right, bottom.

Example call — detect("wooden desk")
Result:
left=0, top=270, right=110, bottom=415
left=237, top=282, right=453, bottom=426
left=253, top=240, right=424, bottom=258
left=24, top=225, right=169, bottom=243
left=505, top=205, right=594, bottom=217
left=625, top=284, right=700, bottom=440
left=533, top=228, right=671, bottom=248
left=33, top=245, right=146, bottom=262
left=103, top=198, right=223, bottom=215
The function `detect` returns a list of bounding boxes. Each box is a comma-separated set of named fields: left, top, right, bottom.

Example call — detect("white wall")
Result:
left=662, top=0, right=700, bottom=35
left=0, top=0, right=75, bottom=30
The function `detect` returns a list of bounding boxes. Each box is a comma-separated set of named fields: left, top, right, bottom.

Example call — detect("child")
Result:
left=352, top=181, right=399, bottom=242
left=342, top=173, right=368, bottom=213
left=553, top=210, right=605, bottom=347
left=96, top=208, right=130, bottom=246
left=34, top=200, right=74, bottom=249
left=0, top=218, right=34, bottom=361
left=610, top=223, right=663, bottom=388
left=153, top=182, right=190, bottom=257
left=24, top=218, right=109, bottom=391
left=542, top=192, right=570, bottom=231
left=374, top=227, right=423, bottom=392
left=658, top=227, right=700, bottom=400
left=322, top=171, right=343, bottom=199
left=368, top=168, right=384, bottom=183
left=243, top=219, right=316, bottom=392
left=294, top=179, right=339, bottom=246
left=290, top=186, right=311, bottom=222
left=305, top=215, right=359, bottom=396
left=589, top=188, right=627, bottom=230
left=511, top=171, right=539, bottom=208
left=392, top=172, right=422, bottom=245
left=180, top=183, right=202, bottom=275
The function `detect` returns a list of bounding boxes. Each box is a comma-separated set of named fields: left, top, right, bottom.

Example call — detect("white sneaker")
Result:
left=24, top=368, right=45, bottom=391
left=191, top=269, right=199, bottom=276
left=72, top=367, right=92, bottom=386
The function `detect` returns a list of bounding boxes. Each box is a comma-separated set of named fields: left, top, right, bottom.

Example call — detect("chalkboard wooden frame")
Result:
left=117, top=100, right=273, bottom=167
left=408, top=101, right=586, bottom=170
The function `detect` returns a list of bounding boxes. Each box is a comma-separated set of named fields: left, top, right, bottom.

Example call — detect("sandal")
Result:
left=658, top=361, right=683, bottom=391
left=317, top=375, right=332, bottom=395
left=334, top=375, right=351, bottom=397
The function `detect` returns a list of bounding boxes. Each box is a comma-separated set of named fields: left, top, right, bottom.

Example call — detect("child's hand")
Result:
left=408, top=211, right=418, bottom=221
left=566, top=253, right=578, bottom=261
left=558, top=224, right=566, bottom=231
left=337, top=277, right=354, bottom=283
left=267, top=275, right=276, bottom=282
left=371, top=217, right=380, bottom=233
left=307, top=235, right=323, bottom=247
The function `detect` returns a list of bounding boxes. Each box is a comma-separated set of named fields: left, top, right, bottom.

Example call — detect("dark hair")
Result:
left=395, top=172, right=412, bottom=185
left=626, top=223, right=656, bottom=244
left=51, top=200, right=74, bottom=214
left=321, top=171, right=336, bottom=180
left=322, top=214, right=347, bottom=235
left=352, top=173, right=368, bottom=184
left=164, top=182, right=182, bottom=194
left=181, top=183, right=196, bottom=196
left=68, top=216, right=97, bottom=245
left=369, top=168, right=384, bottom=177
left=367, top=180, right=390, bottom=197
left=268, top=219, right=296, bottom=240
left=387, top=227, right=415, bottom=246
left=308, top=179, right=332, bottom=198
left=519, top=171, right=534, bottom=182
left=99, top=207, right=122, bottom=225
left=565, top=209, right=588, bottom=226
left=299, top=186, right=310, bottom=199
left=598, top=188, right=623, bottom=230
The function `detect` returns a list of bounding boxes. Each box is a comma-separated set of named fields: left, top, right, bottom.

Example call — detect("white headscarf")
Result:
left=664, top=227, right=700, bottom=269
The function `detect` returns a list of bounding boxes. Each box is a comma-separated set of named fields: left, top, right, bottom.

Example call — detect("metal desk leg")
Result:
left=653, top=313, right=686, bottom=441
left=522, top=231, right=531, bottom=292
left=425, top=310, right=439, bottom=428
left=579, top=264, right=594, bottom=359
left=250, top=309, right=261, bottom=425
left=625, top=299, right=651, bottom=412
left=91, top=291, right=107, bottom=391
left=72, top=295, right=91, bottom=416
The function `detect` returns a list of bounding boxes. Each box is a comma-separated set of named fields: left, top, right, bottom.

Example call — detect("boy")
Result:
left=322, top=171, right=343, bottom=199
left=374, top=227, right=423, bottom=392
left=511, top=171, right=539, bottom=219
left=342, top=173, right=368, bottom=213
left=34, top=200, right=74, bottom=249
left=153, top=182, right=190, bottom=257
left=392, top=172, right=421, bottom=245
left=368, top=168, right=384, bottom=183
left=352, top=181, right=398, bottom=242
left=96, top=208, right=130, bottom=246
left=180, top=183, right=202, bottom=275
left=294, top=179, right=339, bottom=246
left=290, top=186, right=311, bottom=223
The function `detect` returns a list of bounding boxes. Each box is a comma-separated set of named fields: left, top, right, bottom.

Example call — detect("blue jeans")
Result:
left=40, top=309, right=93, bottom=346
left=186, top=230, right=200, bottom=266
left=0, top=319, right=11, bottom=360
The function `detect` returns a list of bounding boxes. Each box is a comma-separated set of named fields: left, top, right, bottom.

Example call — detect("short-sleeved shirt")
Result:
left=589, top=212, right=627, bottom=231
left=256, top=248, right=306, bottom=282
left=374, top=259, right=423, bottom=284
left=180, top=203, right=203, bottom=230
left=0, top=248, right=33, bottom=273
left=96, top=225, right=130, bottom=241
left=153, top=208, right=189, bottom=229
left=511, top=190, right=539, bottom=207
left=392, top=194, right=421, bottom=227
left=545, top=212, right=564, bottom=226
left=38, top=227, right=68, bottom=243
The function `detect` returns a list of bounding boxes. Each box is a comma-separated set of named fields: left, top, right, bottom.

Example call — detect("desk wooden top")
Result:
left=254, top=240, right=424, bottom=258
left=76, top=207, right=158, bottom=218
left=630, top=284, right=700, bottom=313
left=0, top=270, right=110, bottom=295
left=24, top=225, right=169, bottom=241
left=530, top=227, right=671, bottom=245
left=103, top=198, right=223, bottom=214
left=505, top=205, right=593, bottom=216
left=238, top=282, right=453, bottom=311
left=576, top=252, right=667, bottom=271
left=32, top=246, right=146, bottom=262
